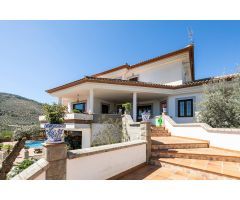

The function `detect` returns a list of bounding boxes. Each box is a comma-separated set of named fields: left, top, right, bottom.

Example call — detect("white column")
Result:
left=133, top=92, right=137, bottom=122
left=58, top=97, right=63, bottom=105
left=67, top=101, right=72, bottom=113
left=88, top=89, right=94, bottom=114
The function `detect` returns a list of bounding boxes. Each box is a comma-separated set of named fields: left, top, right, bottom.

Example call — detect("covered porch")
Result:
left=55, top=82, right=172, bottom=122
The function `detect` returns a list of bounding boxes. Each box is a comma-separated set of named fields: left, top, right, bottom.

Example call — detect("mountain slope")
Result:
left=0, top=92, right=43, bottom=130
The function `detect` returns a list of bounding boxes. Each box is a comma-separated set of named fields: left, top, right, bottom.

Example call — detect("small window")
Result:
left=129, top=77, right=138, bottom=81
left=73, top=102, right=86, bottom=113
left=178, top=99, right=193, bottom=117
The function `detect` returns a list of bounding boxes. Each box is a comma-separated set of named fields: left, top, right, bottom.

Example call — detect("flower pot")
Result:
left=44, top=124, right=65, bottom=144
left=142, top=113, right=150, bottom=122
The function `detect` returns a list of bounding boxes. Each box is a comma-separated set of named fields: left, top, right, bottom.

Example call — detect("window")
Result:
left=129, top=77, right=138, bottom=81
left=178, top=99, right=193, bottom=117
left=73, top=102, right=86, bottom=113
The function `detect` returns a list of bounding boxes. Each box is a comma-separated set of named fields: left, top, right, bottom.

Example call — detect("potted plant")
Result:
left=43, top=103, right=67, bottom=143
left=122, top=102, right=132, bottom=115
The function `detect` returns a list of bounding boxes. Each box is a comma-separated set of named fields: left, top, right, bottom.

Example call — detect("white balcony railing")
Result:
left=39, top=113, right=93, bottom=123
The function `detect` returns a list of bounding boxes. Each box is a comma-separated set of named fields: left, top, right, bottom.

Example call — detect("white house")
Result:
left=40, top=44, right=237, bottom=148
left=45, top=44, right=236, bottom=122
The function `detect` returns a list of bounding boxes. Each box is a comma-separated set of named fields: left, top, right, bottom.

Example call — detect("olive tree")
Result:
left=198, top=75, right=240, bottom=128
left=13, top=124, right=42, bottom=140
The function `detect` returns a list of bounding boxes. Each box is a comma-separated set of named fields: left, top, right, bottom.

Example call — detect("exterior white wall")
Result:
left=97, top=52, right=191, bottom=86
left=67, top=141, right=146, bottom=180
left=100, top=68, right=128, bottom=79
left=122, top=115, right=141, bottom=141
left=135, top=61, right=184, bottom=85
left=33, top=171, right=46, bottom=180
left=168, top=92, right=203, bottom=123
left=163, top=115, right=240, bottom=151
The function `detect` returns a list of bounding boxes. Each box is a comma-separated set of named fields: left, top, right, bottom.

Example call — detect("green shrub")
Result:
left=0, top=143, right=3, bottom=150
left=7, top=158, right=36, bottom=179
left=0, top=130, right=13, bottom=140
left=72, top=109, right=81, bottom=113
left=2, top=144, right=13, bottom=152
left=43, top=103, right=67, bottom=124
left=122, top=102, right=132, bottom=114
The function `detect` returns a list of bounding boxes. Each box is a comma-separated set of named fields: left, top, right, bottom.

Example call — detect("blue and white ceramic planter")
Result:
left=44, top=124, right=65, bottom=144
left=142, top=113, right=151, bottom=122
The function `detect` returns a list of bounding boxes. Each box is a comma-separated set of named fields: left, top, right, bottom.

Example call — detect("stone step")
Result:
left=151, top=131, right=169, bottom=134
left=151, top=147, right=240, bottom=162
left=151, top=126, right=166, bottom=131
left=151, top=133, right=171, bottom=137
left=151, top=142, right=209, bottom=150
left=150, top=158, right=240, bottom=180
left=151, top=136, right=209, bottom=147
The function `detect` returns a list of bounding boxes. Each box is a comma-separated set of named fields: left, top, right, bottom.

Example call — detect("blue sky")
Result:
left=0, top=21, right=240, bottom=103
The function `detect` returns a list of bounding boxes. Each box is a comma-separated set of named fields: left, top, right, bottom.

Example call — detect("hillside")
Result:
left=0, top=92, right=43, bottom=131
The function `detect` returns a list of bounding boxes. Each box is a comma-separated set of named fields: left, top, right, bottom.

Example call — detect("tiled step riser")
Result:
left=151, top=131, right=171, bottom=137
left=151, top=127, right=165, bottom=130
left=151, top=152, right=240, bottom=162
left=151, top=133, right=171, bottom=137
left=151, top=128, right=168, bottom=130
left=149, top=160, right=235, bottom=180
left=151, top=130, right=169, bottom=133
left=151, top=143, right=209, bottom=150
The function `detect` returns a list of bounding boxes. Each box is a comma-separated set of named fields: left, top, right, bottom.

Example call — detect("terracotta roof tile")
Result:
left=46, top=73, right=239, bottom=94
left=92, top=45, right=195, bottom=80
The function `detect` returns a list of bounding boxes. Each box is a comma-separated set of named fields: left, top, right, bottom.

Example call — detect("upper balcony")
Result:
left=39, top=113, right=93, bottom=128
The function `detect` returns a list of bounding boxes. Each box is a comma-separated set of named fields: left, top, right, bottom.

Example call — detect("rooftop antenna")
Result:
left=235, top=63, right=240, bottom=73
left=187, top=27, right=194, bottom=45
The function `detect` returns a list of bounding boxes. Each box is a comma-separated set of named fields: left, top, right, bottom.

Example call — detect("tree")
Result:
left=198, top=75, right=240, bottom=128
left=13, top=124, right=41, bottom=140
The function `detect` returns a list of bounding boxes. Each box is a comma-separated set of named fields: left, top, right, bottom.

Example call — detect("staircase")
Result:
left=150, top=126, right=171, bottom=137
left=150, top=126, right=240, bottom=180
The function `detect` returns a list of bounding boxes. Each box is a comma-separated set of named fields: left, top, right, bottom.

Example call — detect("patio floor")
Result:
left=118, top=164, right=206, bottom=180
left=118, top=160, right=240, bottom=180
